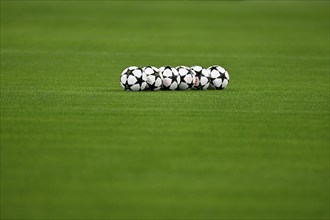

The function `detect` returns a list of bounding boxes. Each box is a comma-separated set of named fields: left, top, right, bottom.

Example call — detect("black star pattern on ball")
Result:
left=220, top=72, right=227, bottom=81
left=195, top=72, right=203, bottom=82
left=125, top=69, right=134, bottom=91
left=171, top=74, right=178, bottom=83
left=148, top=82, right=156, bottom=91
left=187, top=81, right=194, bottom=88
left=124, top=72, right=132, bottom=91
left=125, top=82, right=130, bottom=90
left=135, top=75, right=144, bottom=89
left=209, top=66, right=218, bottom=72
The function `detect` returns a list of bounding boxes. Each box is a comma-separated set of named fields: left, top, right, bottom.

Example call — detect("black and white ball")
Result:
left=176, top=66, right=195, bottom=90
left=143, top=66, right=162, bottom=91
left=120, top=66, right=147, bottom=91
left=191, top=66, right=210, bottom=90
left=159, top=66, right=180, bottom=90
left=207, top=65, right=230, bottom=90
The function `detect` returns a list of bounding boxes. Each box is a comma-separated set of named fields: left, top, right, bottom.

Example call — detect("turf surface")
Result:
left=1, top=1, right=329, bottom=219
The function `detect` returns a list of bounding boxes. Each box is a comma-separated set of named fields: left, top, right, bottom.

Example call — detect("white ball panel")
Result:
left=147, top=75, right=156, bottom=83
left=170, top=82, right=177, bottom=90
left=163, top=78, right=172, bottom=87
left=141, top=82, right=147, bottom=90
left=179, top=83, right=189, bottom=90
left=133, top=69, right=142, bottom=78
left=184, top=74, right=192, bottom=83
left=163, top=69, right=172, bottom=77
left=213, top=78, right=222, bottom=87
left=127, top=75, right=137, bottom=85
left=202, top=83, right=209, bottom=90
left=130, top=84, right=140, bottom=91
left=152, top=67, right=159, bottom=72
left=222, top=79, right=229, bottom=88
left=155, top=78, right=162, bottom=87
left=120, top=75, right=127, bottom=84
left=200, top=76, right=208, bottom=85
left=225, top=71, right=230, bottom=80
left=179, top=68, right=188, bottom=76
left=176, top=75, right=181, bottom=84
left=142, top=72, right=147, bottom=81
left=201, top=69, right=209, bottom=77
left=217, top=66, right=225, bottom=73
left=211, top=70, right=220, bottom=78
left=144, top=67, right=154, bottom=75
left=192, top=66, right=202, bottom=72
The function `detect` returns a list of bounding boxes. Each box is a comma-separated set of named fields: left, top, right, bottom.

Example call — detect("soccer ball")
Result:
left=207, top=65, right=230, bottom=90
left=120, top=66, right=147, bottom=91
left=191, top=66, right=210, bottom=90
left=143, top=66, right=162, bottom=91
left=176, top=66, right=195, bottom=90
left=159, top=66, right=180, bottom=90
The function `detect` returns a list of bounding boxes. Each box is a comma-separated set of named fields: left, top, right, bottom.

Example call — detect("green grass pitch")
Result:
left=1, top=1, right=329, bottom=219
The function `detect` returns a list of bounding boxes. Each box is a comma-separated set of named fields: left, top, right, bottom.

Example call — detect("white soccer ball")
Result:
left=176, top=66, right=195, bottom=90
left=143, top=66, right=162, bottom=91
left=207, top=65, right=230, bottom=90
left=159, top=66, right=180, bottom=90
left=120, top=66, right=147, bottom=91
left=191, top=66, right=210, bottom=90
